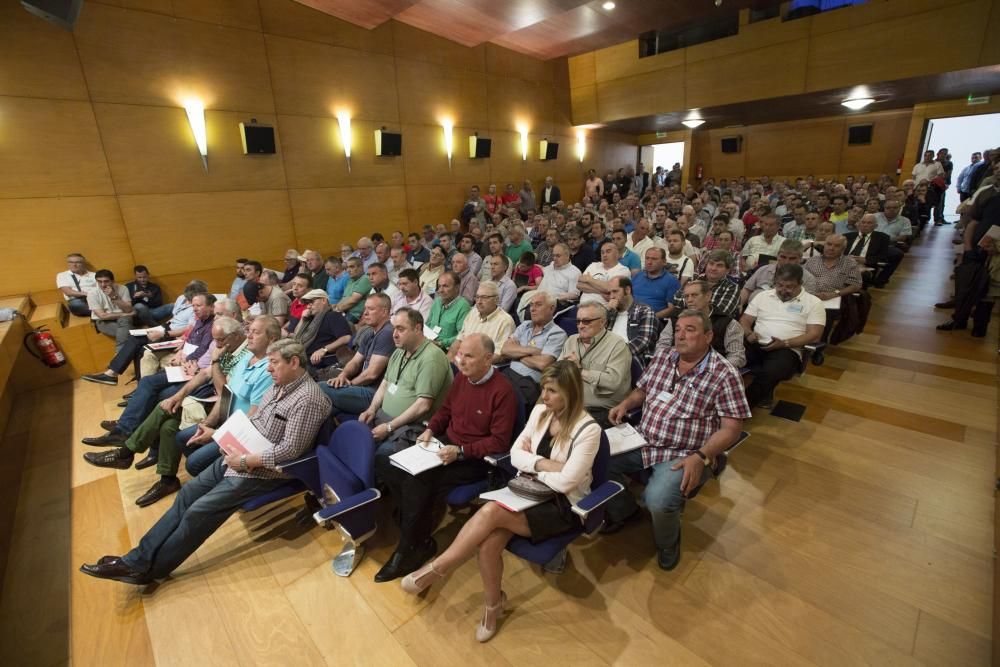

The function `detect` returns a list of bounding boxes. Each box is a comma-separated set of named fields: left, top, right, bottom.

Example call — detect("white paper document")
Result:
left=145, top=340, right=183, bottom=351
left=422, top=324, right=439, bottom=341
left=182, top=342, right=198, bottom=356
left=822, top=296, right=842, bottom=309
left=389, top=438, right=445, bottom=475
left=214, top=409, right=274, bottom=456
left=164, top=366, right=194, bottom=383
left=130, top=326, right=164, bottom=337
left=605, top=423, right=648, bottom=457
left=479, top=486, right=544, bottom=512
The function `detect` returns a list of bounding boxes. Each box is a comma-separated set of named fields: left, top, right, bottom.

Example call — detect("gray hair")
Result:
left=778, top=239, right=804, bottom=256
left=213, top=316, right=242, bottom=336
left=261, top=269, right=280, bottom=285
left=578, top=301, right=608, bottom=322
left=183, top=279, right=209, bottom=301
left=215, top=298, right=242, bottom=319
left=478, top=280, right=500, bottom=297
left=531, top=291, right=557, bottom=307
left=464, top=332, right=495, bottom=356
left=267, top=338, right=307, bottom=366
left=676, top=309, right=711, bottom=332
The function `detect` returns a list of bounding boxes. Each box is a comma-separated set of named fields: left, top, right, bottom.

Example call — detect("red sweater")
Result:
left=427, top=370, right=517, bottom=459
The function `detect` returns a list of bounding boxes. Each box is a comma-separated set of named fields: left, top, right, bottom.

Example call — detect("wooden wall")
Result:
left=569, top=0, right=998, bottom=126
left=656, top=109, right=913, bottom=182
left=0, top=0, right=637, bottom=302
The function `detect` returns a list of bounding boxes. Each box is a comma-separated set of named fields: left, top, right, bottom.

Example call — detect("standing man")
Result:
left=88, top=269, right=134, bottom=352
left=957, top=152, right=983, bottom=202
left=605, top=310, right=751, bottom=570
left=57, top=252, right=98, bottom=316
left=541, top=176, right=562, bottom=208
left=79, top=339, right=331, bottom=584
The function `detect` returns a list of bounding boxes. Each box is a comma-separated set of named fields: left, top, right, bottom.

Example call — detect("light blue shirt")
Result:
left=957, top=162, right=978, bottom=193
left=168, top=296, right=195, bottom=331
left=326, top=272, right=350, bottom=304
left=875, top=213, right=912, bottom=241
left=619, top=248, right=641, bottom=272
left=510, top=320, right=567, bottom=382
left=228, top=277, right=246, bottom=300
left=227, top=354, right=273, bottom=415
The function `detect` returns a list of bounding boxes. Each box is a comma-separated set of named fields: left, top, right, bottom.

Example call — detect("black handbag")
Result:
left=506, top=419, right=597, bottom=502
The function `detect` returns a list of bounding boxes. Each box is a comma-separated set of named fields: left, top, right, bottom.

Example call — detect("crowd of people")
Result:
left=65, top=145, right=1000, bottom=642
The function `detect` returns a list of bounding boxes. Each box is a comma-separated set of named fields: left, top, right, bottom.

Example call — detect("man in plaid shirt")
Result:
left=605, top=310, right=751, bottom=571
left=80, top=339, right=331, bottom=585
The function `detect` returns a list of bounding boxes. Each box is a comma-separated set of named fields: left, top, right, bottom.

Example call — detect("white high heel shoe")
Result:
left=475, top=591, right=508, bottom=643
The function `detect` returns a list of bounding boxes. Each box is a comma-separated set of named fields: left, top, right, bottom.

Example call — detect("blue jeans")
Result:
left=117, top=371, right=182, bottom=436
left=320, top=384, right=375, bottom=417
left=174, top=425, right=222, bottom=476
left=121, top=458, right=284, bottom=578
left=605, top=449, right=709, bottom=550
left=133, top=302, right=175, bottom=327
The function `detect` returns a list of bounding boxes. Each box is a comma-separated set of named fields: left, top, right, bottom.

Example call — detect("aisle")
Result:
left=0, top=224, right=994, bottom=666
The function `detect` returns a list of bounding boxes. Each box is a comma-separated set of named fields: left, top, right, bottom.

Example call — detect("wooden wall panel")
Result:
left=594, top=40, right=684, bottom=82
left=567, top=51, right=596, bottom=88
left=290, top=186, right=409, bottom=252
left=265, top=35, right=399, bottom=120
left=95, top=105, right=287, bottom=194
left=169, top=0, right=262, bottom=30
left=839, top=112, right=912, bottom=176
left=805, top=1, right=991, bottom=91
left=119, top=191, right=296, bottom=276
left=0, top=197, right=132, bottom=297
left=570, top=85, right=598, bottom=126
left=391, top=21, right=486, bottom=73
left=394, top=59, right=488, bottom=129
left=684, top=14, right=811, bottom=65
left=595, top=67, right=686, bottom=122
left=0, top=97, right=113, bottom=199
left=486, top=76, right=555, bottom=137
left=405, top=184, right=468, bottom=233
left=744, top=119, right=845, bottom=178
left=278, top=115, right=406, bottom=189
left=399, top=123, right=492, bottom=187
left=258, top=0, right=393, bottom=53
left=75, top=3, right=274, bottom=111
left=485, top=44, right=553, bottom=84
left=978, top=0, right=1000, bottom=65
left=686, top=39, right=810, bottom=109
left=0, top=2, right=88, bottom=100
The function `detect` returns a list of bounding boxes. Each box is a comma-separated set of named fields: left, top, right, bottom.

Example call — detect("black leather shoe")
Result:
left=82, top=373, right=117, bottom=386
left=937, top=320, right=967, bottom=331
left=657, top=531, right=682, bottom=571
left=134, top=451, right=158, bottom=470
left=934, top=300, right=955, bottom=309
left=79, top=557, right=151, bottom=585
left=83, top=447, right=134, bottom=469
left=374, top=538, right=437, bottom=583
left=122, top=390, right=135, bottom=400
left=100, top=420, right=118, bottom=432
left=82, top=430, right=127, bottom=447
left=599, top=506, right=641, bottom=535
left=117, top=400, right=129, bottom=408
left=135, top=477, right=181, bottom=507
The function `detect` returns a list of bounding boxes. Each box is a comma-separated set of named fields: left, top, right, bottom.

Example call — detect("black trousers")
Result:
left=376, top=455, right=490, bottom=551
left=745, top=345, right=800, bottom=405
left=108, top=335, right=149, bottom=375
left=875, top=247, right=904, bottom=286
left=500, top=366, right=540, bottom=409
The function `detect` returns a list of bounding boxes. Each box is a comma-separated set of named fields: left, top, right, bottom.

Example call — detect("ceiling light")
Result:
left=682, top=119, right=705, bottom=128
left=602, top=1, right=615, bottom=10
left=841, top=97, right=874, bottom=110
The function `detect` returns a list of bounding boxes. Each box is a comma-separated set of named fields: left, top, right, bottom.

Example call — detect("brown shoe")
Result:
left=79, top=557, right=151, bottom=585
left=83, top=447, right=134, bottom=469
left=135, top=477, right=181, bottom=508
left=82, top=430, right=127, bottom=447
left=100, top=420, right=118, bottom=432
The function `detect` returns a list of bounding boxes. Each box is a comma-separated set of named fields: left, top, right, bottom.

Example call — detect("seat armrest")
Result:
left=725, top=431, right=751, bottom=453
left=314, top=488, right=381, bottom=523
left=624, top=408, right=642, bottom=425
left=485, top=452, right=510, bottom=466
left=571, top=481, right=625, bottom=519
left=803, top=342, right=826, bottom=354
left=275, top=452, right=317, bottom=475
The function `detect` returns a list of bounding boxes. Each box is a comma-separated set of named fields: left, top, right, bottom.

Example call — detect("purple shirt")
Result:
left=184, top=315, right=215, bottom=362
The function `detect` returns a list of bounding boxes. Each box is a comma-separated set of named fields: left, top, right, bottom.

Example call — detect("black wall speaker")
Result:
left=469, top=136, right=492, bottom=158
left=21, top=0, right=83, bottom=31
left=540, top=139, right=559, bottom=160
left=847, top=124, right=873, bottom=145
left=375, top=130, right=403, bottom=156
left=239, top=123, right=276, bottom=154
left=721, top=136, right=742, bottom=154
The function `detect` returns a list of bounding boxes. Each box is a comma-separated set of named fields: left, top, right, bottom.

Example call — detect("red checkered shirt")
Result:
left=636, top=347, right=751, bottom=468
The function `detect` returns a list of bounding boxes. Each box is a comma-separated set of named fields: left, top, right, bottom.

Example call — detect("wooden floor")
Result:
left=0, top=225, right=995, bottom=666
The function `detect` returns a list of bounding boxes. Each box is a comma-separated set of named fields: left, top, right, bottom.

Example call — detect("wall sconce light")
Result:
left=441, top=118, right=454, bottom=169
left=576, top=129, right=586, bottom=163
left=336, top=110, right=352, bottom=172
left=517, top=124, right=529, bottom=161
left=183, top=98, right=208, bottom=172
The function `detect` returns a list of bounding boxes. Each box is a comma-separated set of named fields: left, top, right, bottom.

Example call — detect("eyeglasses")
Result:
left=576, top=317, right=601, bottom=325
left=475, top=294, right=497, bottom=301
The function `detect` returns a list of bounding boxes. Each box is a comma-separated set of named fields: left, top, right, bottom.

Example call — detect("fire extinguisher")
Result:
left=24, top=326, right=66, bottom=368
left=896, top=156, right=903, bottom=175
left=696, top=164, right=704, bottom=180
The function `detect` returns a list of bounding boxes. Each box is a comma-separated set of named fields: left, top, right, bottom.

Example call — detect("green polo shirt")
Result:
left=340, top=275, right=371, bottom=322
left=426, top=295, right=471, bottom=350
left=381, top=340, right=453, bottom=420
left=505, top=240, right=534, bottom=265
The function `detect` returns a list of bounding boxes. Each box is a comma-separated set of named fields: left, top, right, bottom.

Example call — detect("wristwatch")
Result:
left=693, top=450, right=711, bottom=467
left=385, top=421, right=394, bottom=433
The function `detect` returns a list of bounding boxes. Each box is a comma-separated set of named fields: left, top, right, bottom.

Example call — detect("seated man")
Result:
left=81, top=316, right=249, bottom=507
left=803, top=233, right=863, bottom=303
left=874, top=199, right=913, bottom=249
left=536, top=243, right=581, bottom=303
left=88, top=269, right=135, bottom=352
left=388, top=246, right=413, bottom=284
left=322, top=293, right=394, bottom=419
left=368, top=262, right=400, bottom=303
left=488, top=255, right=517, bottom=312
left=740, top=214, right=785, bottom=272
left=844, top=213, right=898, bottom=288
left=606, top=276, right=658, bottom=364
left=80, top=282, right=208, bottom=386
left=657, top=280, right=747, bottom=369
left=739, top=264, right=825, bottom=408
left=282, top=273, right=313, bottom=335
left=332, top=257, right=371, bottom=324
left=391, top=268, right=433, bottom=319
left=450, top=252, right=479, bottom=306
left=257, top=270, right=291, bottom=327
left=426, top=271, right=471, bottom=352
left=500, top=291, right=566, bottom=407
left=324, top=257, right=349, bottom=304
left=663, top=250, right=740, bottom=320
left=280, top=249, right=304, bottom=288
left=578, top=241, right=630, bottom=308
left=228, top=258, right=248, bottom=300
left=57, top=252, right=97, bottom=317
left=739, top=239, right=817, bottom=308
left=604, top=310, right=752, bottom=570
left=449, top=281, right=515, bottom=364
left=373, top=333, right=517, bottom=583
left=630, top=247, right=681, bottom=320
left=559, top=302, right=631, bottom=427
left=79, top=339, right=331, bottom=585
left=360, top=308, right=453, bottom=453
left=292, top=289, right=352, bottom=371
left=125, top=265, right=171, bottom=326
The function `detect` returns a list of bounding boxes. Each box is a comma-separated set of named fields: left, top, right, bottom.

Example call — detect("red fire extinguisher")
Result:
left=24, top=326, right=66, bottom=368
left=896, top=156, right=903, bottom=175
left=696, top=164, right=704, bottom=180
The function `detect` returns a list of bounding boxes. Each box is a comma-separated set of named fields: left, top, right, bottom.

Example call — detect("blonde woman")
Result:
left=401, top=361, right=601, bottom=642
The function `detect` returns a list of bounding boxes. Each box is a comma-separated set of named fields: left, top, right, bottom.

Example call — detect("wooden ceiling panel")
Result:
left=293, top=0, right=417, bottom=29
left=395, top=0, right=498, bottom=47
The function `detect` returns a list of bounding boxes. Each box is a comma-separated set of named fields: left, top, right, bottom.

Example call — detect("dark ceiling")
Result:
left=292, top=0, right=784, bottom=59
left=600, top=66, right=1000, bottom=135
